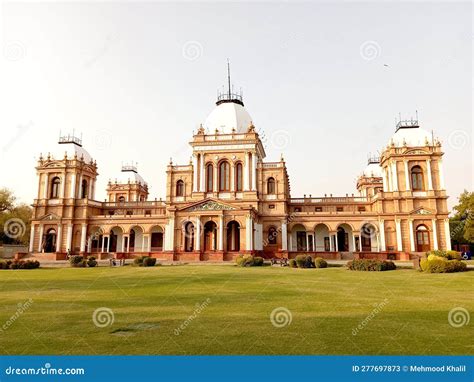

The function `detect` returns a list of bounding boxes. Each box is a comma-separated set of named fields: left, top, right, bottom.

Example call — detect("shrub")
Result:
left=314, top=257, right=328, bottom=268
left=87, top=256, right=98, bottom=268
left=288, top=259, right=297, bottom=268
left=347, top=259, right=396, bottom=271
left=253, top=257, right=264, bottom=266
left=426, top=250, right=461, bottom=261
left=142, top=257, right=157, bottom=267
left=0, top=260, right=40, bottom=270
left=235, top=255, right=263, bottom=267
left=420, top=258, right=467, bottom=273
left=133, top=256, right=145, bottom=266
left=69, top=255, right=86, bottom=267
left=295, top=255, right=314, bottom=268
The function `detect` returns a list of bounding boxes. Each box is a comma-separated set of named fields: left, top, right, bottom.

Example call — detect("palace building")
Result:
left=28, top=75, right=451, bottom=262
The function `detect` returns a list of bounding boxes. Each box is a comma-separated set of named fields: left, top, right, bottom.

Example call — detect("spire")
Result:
left=216, top=60, right=244, bottom=106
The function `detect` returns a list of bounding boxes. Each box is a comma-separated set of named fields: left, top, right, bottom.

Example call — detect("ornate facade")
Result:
left=29, top=82, right=451, bottom=261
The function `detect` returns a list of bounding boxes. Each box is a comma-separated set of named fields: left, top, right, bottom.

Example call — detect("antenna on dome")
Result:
left=227, top=58, right=231, bottom=99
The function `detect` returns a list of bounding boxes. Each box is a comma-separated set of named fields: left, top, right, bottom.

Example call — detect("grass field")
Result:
left=0, top=265, right=472, bottom=355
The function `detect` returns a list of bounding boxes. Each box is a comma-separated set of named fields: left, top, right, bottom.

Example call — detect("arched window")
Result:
left=206, top=164, right=214, bottom=192
left=411, top=166, right=424, bottom=191
left=219, top=161, right=230, bottom=191
left=118, top=196, right=126, bottom=203
left=268, top=227, right=277, bottom=245
left=267, top=177, right=276, bottom=194
left=81, top=179, right=88, bottom=199
left=50, top=177, right=60, bottom=199
left=235, top=163, right=243, bottom=191
left=176, top=180, right=184, bottom=197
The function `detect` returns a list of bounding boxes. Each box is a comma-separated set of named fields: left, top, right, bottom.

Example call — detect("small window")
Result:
left=411, top=166, right=424, bottom=191
left=294, top=207, right=301, bottom=212
left=358, top=207, right=366, bottom=212
left=235, top=163, right=243, bottom=191
left=50, top=177, right=60, bottom=199
left=336, top=207, right=344, bottom=212
left=315, top=207, right=322, bottom=212
left=109, top=210, right=115, bottom=216
left=206, top=164, right=214, bottom=192
left=176, top=180, right=184, bottom=197
left=219, top=161, right=230, bottom=191
left=81, top=179, right=88, bottom=199
left=269, top=204, right=275, bottom=209
left=267, top=177, right=276, bottom=194
left=268, top=227, right=277, bottom=245
left=126, top=210, right=133, bottom=216
left=145, top=209, right=151, bottom=216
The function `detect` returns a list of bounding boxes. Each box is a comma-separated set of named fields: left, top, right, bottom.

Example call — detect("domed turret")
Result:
left=388, top=119, right=432, bottom=148
left=107, top=163, right=148, bottom=202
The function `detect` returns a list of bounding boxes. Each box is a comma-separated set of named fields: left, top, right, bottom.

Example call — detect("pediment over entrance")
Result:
left=39, top=212, right=61, bottom=221
left=181, top=199, right=236, bottom=212
left=410, top=207, right=435, bottom=215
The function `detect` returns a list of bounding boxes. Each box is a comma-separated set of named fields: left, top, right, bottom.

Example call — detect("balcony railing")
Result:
left=289, top=196, right=369, bottom=204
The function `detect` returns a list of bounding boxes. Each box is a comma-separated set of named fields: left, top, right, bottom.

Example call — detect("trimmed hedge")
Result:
left=69, top=255, right=86, bottom=268
left=87, top=256, right=98, bottom=268
left=425, top=250, right=461, bottom=261
left=288, top=259, right=297, bottom=268
left=0, top=260, right=40, bottom=270
left=295, top=255, right=314, bottom=268
left=420, top=257, right=467, bottom=273
left=314, top=257, right=328, bottom=268
left=134, top=256, right=157, bottom=267
left=347, top=259, right=396, bottom=271
left=235, top=255, right=264, bottom=267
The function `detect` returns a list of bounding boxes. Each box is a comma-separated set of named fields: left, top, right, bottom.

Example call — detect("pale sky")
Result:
left=1, top=1, right=472, bottom=210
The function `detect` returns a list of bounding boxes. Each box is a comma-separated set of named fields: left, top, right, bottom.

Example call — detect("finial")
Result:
left=169, top=157, right=173, bottom=165
left=247, top=121, right=255, bottom=133
left=197, top=123, right=205, bottom=135
left=215, top=128, right=219, bottom=135
left=280, top=153, right=285, bottom=162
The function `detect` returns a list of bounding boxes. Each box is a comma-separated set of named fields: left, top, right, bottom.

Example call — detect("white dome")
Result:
left=363, top=162, right=382, bottom=177
left=204, top=101, right=253, bottom=134
left=111, top=169, right=146, bottom=185
left=48, top=141, right=93, bottom=163
left=389, top=126, right=432, bottom=148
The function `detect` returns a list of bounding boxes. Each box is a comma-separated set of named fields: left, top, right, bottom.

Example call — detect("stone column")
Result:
left=106, top=235, right=110, bottom=252
left=305, top=233, right=310, bottom=252
left=391, top=161, right=398, bottom=191
left=88, top=180, right=93, bottom=200
left=29, top=224, right=36, bottom=252
left=218, top=215, right=224, bottom=251
left=426, top=159, right=433, bottom=190
left=251, top=153, right=257, bottom=190
left=230, top=164, right=235, bottom=192
left=313, top=234, right=316, bottom=252
left=60, top=175, right=66, bottom=198
left=193, top=154, right=198, bottom=192
left=70, top=173, right=76, bottom=198
left=351, top=233, right=356, bottom=253
left=195, top=216, right=201, bottom=252
left=122, top=235, right=127, bottom=252
left=358, top=235, right=362, bottom=252
left=444, top=218, right=451, bottom=250
left=244, top=152, right=250, bottom=191
left=246, top=215, right=253, bottom=250
left=431, top=219, right=438, bottom=250
left=395, top=219, right=403, bottom=251
left=43, top=174, right=49, bottom=199
left=334, top=235, right=339, bottom=252
left=281, top=221, right=288, bottom=251
left=404, top=160, right=410, bottom=191
left=289, top=232, right=293, bottom=252
left=57, top=224, right=62, bottom=252
left=66, top=224, right=73, bottom=252
left=438, top=159, right=445, bottom=190
left=379, top=220, right=386, bottom=251
left=408, top=220, right=415, bottom=252
left=213, top=164, right=218, bottom=192
left=80, top=224, right=87, bottom=253
left=199, top=154, right=205, bottom=192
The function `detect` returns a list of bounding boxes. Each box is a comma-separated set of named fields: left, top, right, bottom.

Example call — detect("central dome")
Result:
left=204, top=101, right=253, bottom=134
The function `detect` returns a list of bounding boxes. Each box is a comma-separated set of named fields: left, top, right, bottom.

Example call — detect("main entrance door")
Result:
left=416, top=225, right=430, bottom=252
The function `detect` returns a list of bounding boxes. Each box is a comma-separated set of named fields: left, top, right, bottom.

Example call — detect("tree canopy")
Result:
left=450, top=190, right=474, bottom=244
left=0, top=188, right=32, bottom=246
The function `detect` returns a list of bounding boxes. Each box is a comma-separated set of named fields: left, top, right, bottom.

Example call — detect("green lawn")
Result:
left=0, top=265, right=472, bottom=355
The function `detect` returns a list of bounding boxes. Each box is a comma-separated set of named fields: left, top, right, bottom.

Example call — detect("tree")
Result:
left=450, top=190, right=474, bottom=244
left=0, top=188, right=32, bottom=246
